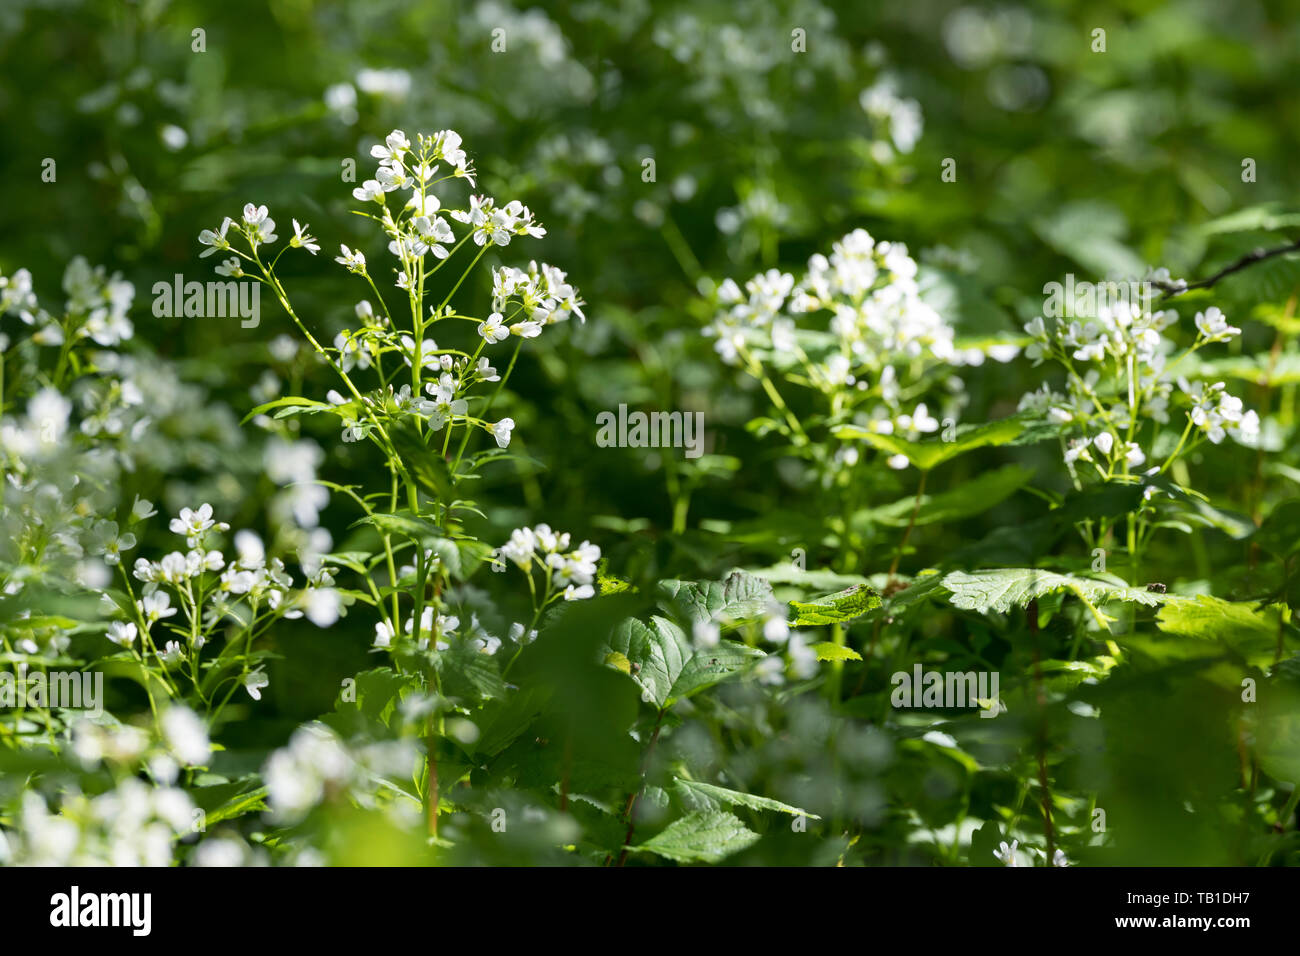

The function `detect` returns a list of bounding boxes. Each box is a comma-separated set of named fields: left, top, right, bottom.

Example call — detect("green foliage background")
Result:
left=2, top=0, right=1300, bottom=865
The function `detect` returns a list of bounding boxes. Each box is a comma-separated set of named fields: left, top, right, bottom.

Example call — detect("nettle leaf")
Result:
left=655, top=570, right=774, bottom=628
left=428, top=536, right=493, bottom=582
left=630, top=810, right=759, bottom=863
left=1156, top=596, right=1290, bottom=666
left=789, top=585, right=881, bottom=626
left=672, top=778, right=820, bottom=818
left=943, top=568, right=1163, bottom=628
left=857, top=464, right=1033, bottom=528
left=810, top=642, right=862, bottom=662
left=832, top=416, right=1025, bottom=471
left=603, top=615, right=763, bottom=708
left=331, top=667, right=423, bottom=731
left=439, top=640, right=508, bottom=703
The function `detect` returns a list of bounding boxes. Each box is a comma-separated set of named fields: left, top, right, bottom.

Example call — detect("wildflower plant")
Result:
left=1017, top=280, right=1260, bottom=577
left=193, top=129, right=592, bottom=836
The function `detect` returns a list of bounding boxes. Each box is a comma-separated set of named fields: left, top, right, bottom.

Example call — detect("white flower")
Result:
left=1092, top=432, right=1115, bottom=456
left=242, top=204, right=277, bottom=245
left=198, top=218, right=233, bottom=257
left=214, top=257, right=243, bottom=277
left=162, top=706, right=211, bottom=766
left=138, top=591, right=177, bottom=624
left=373, top=620, right=395, bottom=649
left=290, top=219, right=320, bottom=254
left=487, top=417, right=515, bottom=449
left=692, top=620, right=720, bottom=649
left=335, top=245, right=367, bottom=273
left=169, top=503, right=223, bottom=542
left=1052, top=848, right=1069, bottom=867
left=107, top=621, right=137, bottom=647
left=510, top=320, right=543, bottom=338
left=159, top=641, right=184, bottom=665
left=244, top=668, right=270, bottom=701
left=994, top=839, right=1021, bottom=866
left=1230, top=409, right=1260, bottom=445
left=302, top=588, right=342, bottom=628
left=1194, top=306, right=1240, bottom=343
left=351, top=179, right=384, bottom=203
left=477, top=312, right=509, bottom=344
left=370, top=129, right=411, bottom=164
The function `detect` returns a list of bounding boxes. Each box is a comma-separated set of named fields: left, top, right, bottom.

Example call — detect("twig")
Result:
left=1154, top=237, right=1300, bottom=300
left=612, top=707, right=666, bottom=867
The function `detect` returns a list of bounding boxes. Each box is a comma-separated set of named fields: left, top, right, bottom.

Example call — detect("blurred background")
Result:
left=3, top=0, right=1300, bottom=864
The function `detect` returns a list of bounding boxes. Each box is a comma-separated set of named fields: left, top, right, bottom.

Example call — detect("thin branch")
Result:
left=1153, top=237, right=1300, bottom=300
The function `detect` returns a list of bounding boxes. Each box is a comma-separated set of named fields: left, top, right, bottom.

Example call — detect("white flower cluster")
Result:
left=0, top=781, right=194, bottom=866
left=499, top=524, right=601, bottom=601
left=0, top=258, right=135, bottom=348
left=860, top=76, right=924, bottom=155
left=262, top=723, right=417, bottom=825
left=481, top=260, right=586, bottom=343
left=122, top=504, right=340, bottom=683
left=1018, top=289, right=1258, bottom=476
left=705, top=229, right=991, bottom=470
left=706, top=230, right=959, bottom=372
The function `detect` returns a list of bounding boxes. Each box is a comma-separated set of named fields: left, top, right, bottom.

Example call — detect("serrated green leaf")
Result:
left=810, top=642, right=862, bottom=662
left=631, top=810, right=760, bottom=863
left=672, top=778, right=820, bottom=818
left=602, top=615, right=763, bottom=708
left=943, top=568, right=1163, bottom=627
left=1156, top=595, right=1289, bottom=667
left=789, top=584, right=882, bottom=626
left=655, top=570, right=774, bottom=628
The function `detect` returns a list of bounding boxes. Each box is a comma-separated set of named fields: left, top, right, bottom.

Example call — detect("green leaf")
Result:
left=810, top=642, right=862, bottom=662
left=352, top=510, right=445, bottom=543
left=672, top=778, right=820, bottom=818
left=630, top=810, right=760, bottom=863
left=943, top=568, right=1163, bottom=627
left=602, top=615, right=763, bottom=708
left=832, top=416, right=1025, bottom=471
left=856, top=464, right=1034, bottom=527
left=655, top=570, right=774, bottom=628
left=194, top=783, right=269, bottom=827
left=789, top=584, right=882, bottom=626
left=240, top=396, right=332, bottom=425
left=1156, top=595, right=1289, bottom=667
left=388, top=422, right=456, bottom=500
